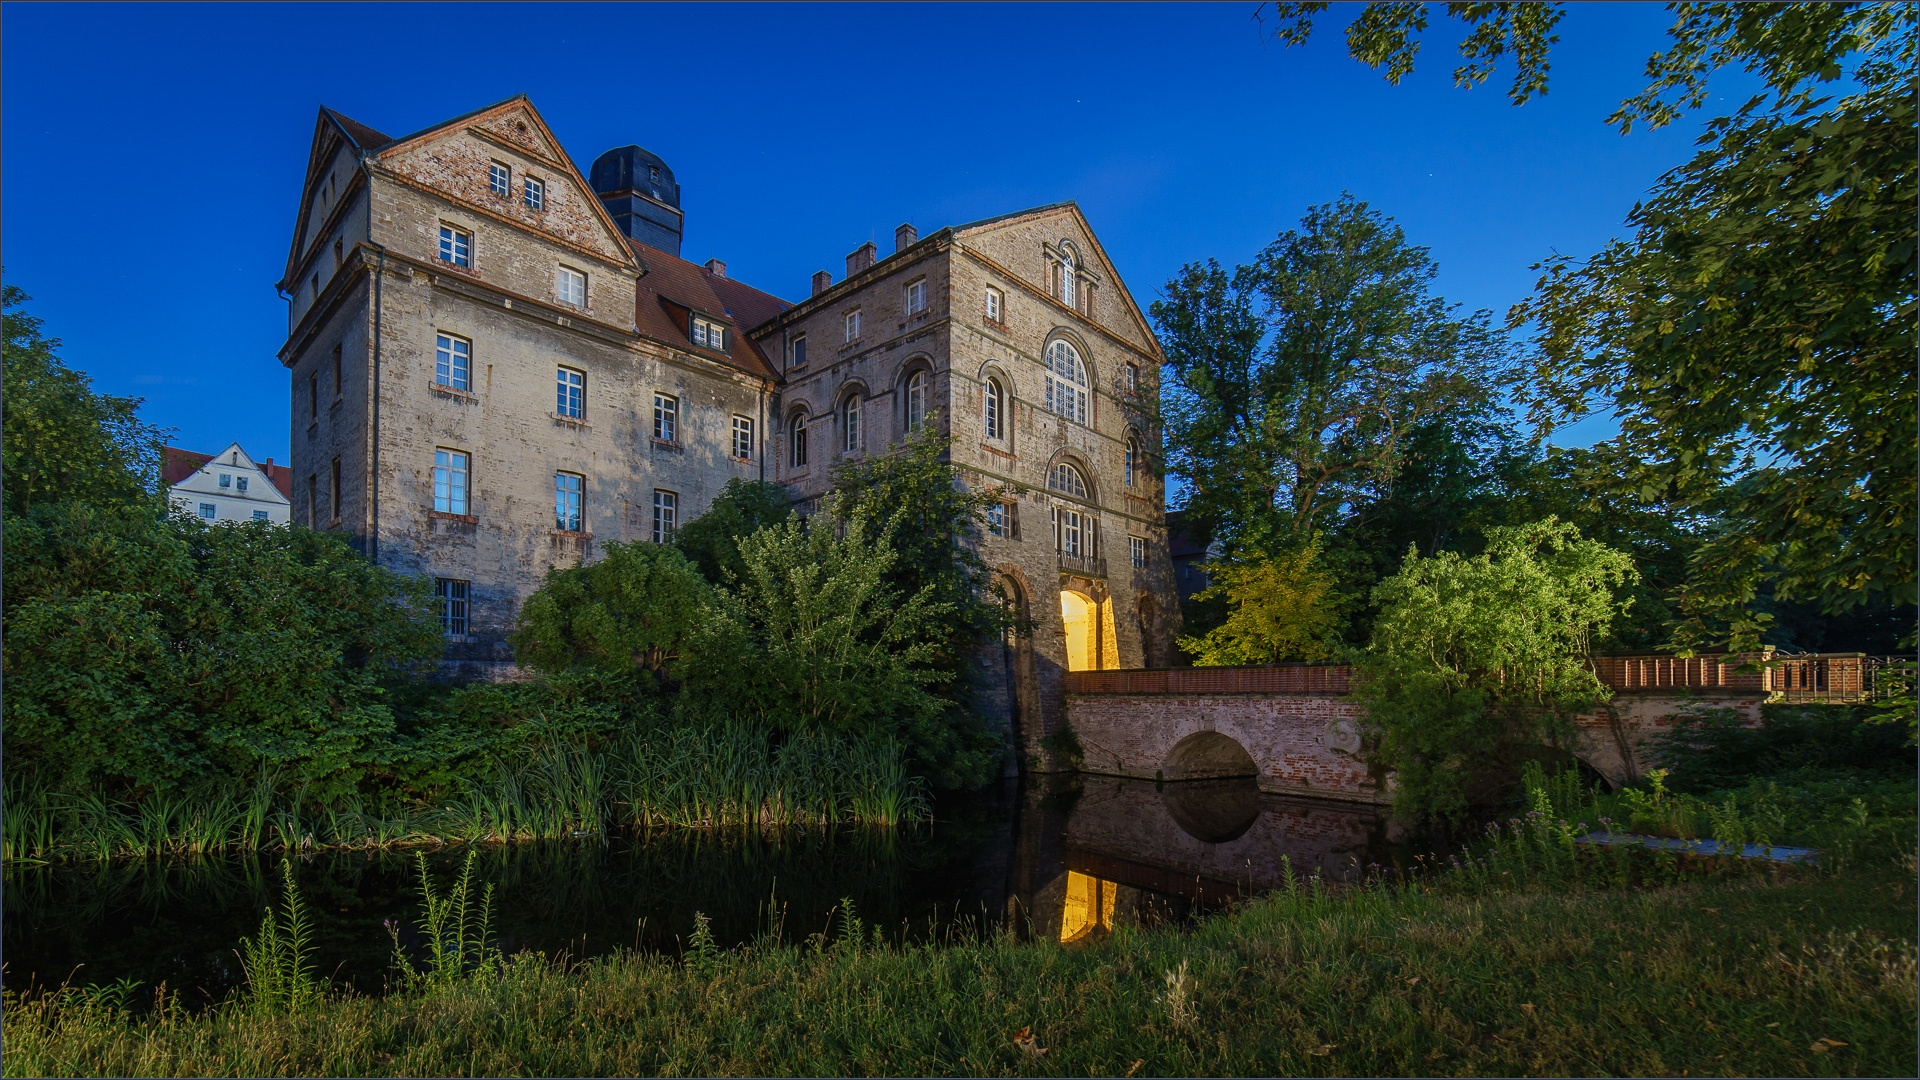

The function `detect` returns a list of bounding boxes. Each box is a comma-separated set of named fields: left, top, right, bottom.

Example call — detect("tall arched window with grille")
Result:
left=843, top=394, right=861, bottom=452
left=984, top=377, right=1003, bottom=440
left=789, top=413, right=808, bottom=468
left=905, top=370, right=928, bottom=431
left=1044, top=340, right=1089, bottom=424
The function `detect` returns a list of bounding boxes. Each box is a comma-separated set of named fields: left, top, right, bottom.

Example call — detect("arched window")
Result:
left=843, top=394, right=861, bottom=453
left=905, top=370, right=928, bottom=432
left=789, top=413, right=808, bottom=468
left=1048, top=461, right=1088, bottom=499
left=1059, top=251, right=1077, bottom=307
left=1044, top=340, right=1089, bottom=424
left=984, top=377, right=1003, bottom=440
left=1124, top=436, right=1139, bottom=487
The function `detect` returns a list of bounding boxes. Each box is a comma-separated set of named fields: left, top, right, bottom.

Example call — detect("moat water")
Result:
left=3, top=776, right=1438, bottom=1008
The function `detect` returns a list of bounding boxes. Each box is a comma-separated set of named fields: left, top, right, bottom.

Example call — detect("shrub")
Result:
left=511, top=541, right=714, bottom=688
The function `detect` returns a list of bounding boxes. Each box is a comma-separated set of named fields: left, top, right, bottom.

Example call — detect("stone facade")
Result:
left=752, top=208, right=1179, bottom=767
left=280, top=98, right=780, bottom=678
left=279, top=96, right=1181, bottom=739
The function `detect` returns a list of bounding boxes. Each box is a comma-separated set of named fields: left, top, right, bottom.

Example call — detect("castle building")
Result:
left=278, top=95, right=1177, bottom=754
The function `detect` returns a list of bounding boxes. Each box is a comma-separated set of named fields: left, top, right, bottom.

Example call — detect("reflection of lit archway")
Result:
left=1060, top=871, right=1116, bottom=941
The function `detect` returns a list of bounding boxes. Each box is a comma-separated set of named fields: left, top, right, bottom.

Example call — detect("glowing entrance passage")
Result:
left=1060, top=870, right=1117, bottom=941
left=1060, top=591, right=1097, bottom=671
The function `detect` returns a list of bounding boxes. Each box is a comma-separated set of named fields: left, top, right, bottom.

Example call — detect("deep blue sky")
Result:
left=3, top=2, right=1744, bottom=464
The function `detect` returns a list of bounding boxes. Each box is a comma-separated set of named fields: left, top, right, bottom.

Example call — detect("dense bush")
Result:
left=510, top=541, right=713, bottom=688
left=1650, top=703, right=1919, bottom=793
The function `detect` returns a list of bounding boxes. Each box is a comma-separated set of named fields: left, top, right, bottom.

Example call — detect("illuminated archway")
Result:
left=1060, top=590, right=1098, bottom=672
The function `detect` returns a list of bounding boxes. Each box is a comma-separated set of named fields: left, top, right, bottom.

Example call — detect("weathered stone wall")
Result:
left=1570, top=690, right=1767, bottom=787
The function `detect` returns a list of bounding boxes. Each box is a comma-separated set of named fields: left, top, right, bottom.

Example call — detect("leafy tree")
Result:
left=2, top=504, right=442, bottom=796
left=1177, top=541, right=1341, bottom=665
left=1516, top=65, right=1916, bottom=649
left=1263, top=1, right=1567, bottom=106
left=511, top=541, right=715, bottom=688
left=1356, top=517, right=1638, bottom=822
left=2, top=283, right=167, bottom=515
left=684, top=499, right=996, bottom=789
left=1151, top=195, right=1511, bottom=557
left=828, top=421, right=1012, bottom=697
left=672, top=478, right=793, bottom=585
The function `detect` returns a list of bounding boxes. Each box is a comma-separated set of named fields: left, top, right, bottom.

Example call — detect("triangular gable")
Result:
left=281, top=109, right=379, bottom=289
left=375, top=96, right=640, bottom=271
left=166, top=443, right=292, bottom=504
left=955, top=202, right=1162, bottom=358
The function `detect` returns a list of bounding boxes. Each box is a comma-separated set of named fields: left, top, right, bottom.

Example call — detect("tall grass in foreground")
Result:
left=4, top=725, right=928, bottom=864
left=5, top=807, right=1913, bottom=1078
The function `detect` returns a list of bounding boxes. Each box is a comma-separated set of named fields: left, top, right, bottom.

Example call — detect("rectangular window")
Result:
left=236, top=476, right=250, bottom=493
left=557, top=266, right=587, bottom=307
left=523, top=177, right=545, bottom=210
left=435, top=333, right=472, bottom=391
left=554, top=472, right=583, bottom=532
left=989, top=501, right=1018, bottom=538
left=307, top=475, right=317, bottom=524
left=651, top=489, right=677, bottom=543
left=692, top=316, right=727, bottom=351
left=985, top=287, right=1002, bottom=322
left=330, top=457, right=342, bottom=521
left=219, top=472, right=232, bottom=489
left=332, top=344, right=343, bottom=397
left=334, top=239, right=343, bottom=271
left=556, top=367, right=585, bottom=418
left=791, top=335, right=807, bottom=368
left=1125, top=363, right=1139, bottom=392
left=198, top=502, right=217, bottom=520
left=488, top=162, right=510, bottom=197
left=253, top=509, right=270, bottom=522
left=437, top=225, right=472, bottom=268
left=1130, top=536, right=1147, bottom=569
left=844, top=309, right=861, bottom=342
left=1055, top=507, right=1084, bottom=558
left=732, top=415, right=754, bottom=461
left=433, top=449, right=469, bottom=516
left=791, top=416, right=808, bottom=467
left=652, top=393, right=678, bottom=442
left=905, top=278, right=927, bottom=315
left=309, top=373, right=319, bottom=419
left=435, top=578, right=470, bottom=637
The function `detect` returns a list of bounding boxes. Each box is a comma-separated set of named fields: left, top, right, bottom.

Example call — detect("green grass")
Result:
left=6, top=821, right=1913, bottom=1077
left=3, top=725, right=928, bottom=864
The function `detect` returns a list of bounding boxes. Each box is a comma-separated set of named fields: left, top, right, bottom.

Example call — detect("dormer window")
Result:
left=692, top=316, right=727, bottom=352
left=523, top=177, right=545, bottom=210
left=489, top=162, right=511, bottom=197
left=438, top=226, right=472, bottom=268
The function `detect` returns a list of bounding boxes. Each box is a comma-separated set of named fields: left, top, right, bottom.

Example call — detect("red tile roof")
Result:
left=627, top=237, right=789, bottom=381
left=325, top=109, right=393, bottom=151
left=164, top=447, right=294, bottom=499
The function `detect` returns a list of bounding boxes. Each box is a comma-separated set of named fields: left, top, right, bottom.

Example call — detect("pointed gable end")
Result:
left=281, top=108, right=384, bottom=291
left=375, top=96, right=639, bottom=271
left=955, top=202, right=1161, bottom=359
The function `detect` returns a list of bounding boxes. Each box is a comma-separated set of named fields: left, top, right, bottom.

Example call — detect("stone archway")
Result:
left=1059, top=588, right=1100, bottom=672
left=1162, top=730, right=1259, bottom=780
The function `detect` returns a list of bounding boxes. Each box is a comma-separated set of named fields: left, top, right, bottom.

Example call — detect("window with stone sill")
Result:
left=732, top=415, right=755, bottom=461
left=523, top=177, right=545, bottom=211
left=557, top=266, right=587, bottom=308
left=844, top=309, right=861, bottom=343
left=554, top=471, right=584, bottom=533
left=653, top=393, right=679, bottom=443
left=905, top=278, right=927, bottom=316
left=557, top=367, right=585, bottom=419
left=489, top=162, right=511, bottom=197
left=438, top=226, right=472, bottom=268
left=985, top=287, right=1003, bottom=323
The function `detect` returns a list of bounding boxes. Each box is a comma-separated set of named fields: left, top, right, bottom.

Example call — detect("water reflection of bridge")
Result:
left=1001, top=776, right=1415, bottom=944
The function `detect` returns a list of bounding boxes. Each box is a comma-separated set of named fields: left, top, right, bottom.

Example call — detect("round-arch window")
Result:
left=843, top=394, right=861, bottom=452
left=790, top=413, right=808, bottom=468
left=984, top=377, right=1003, bottom=440
left=906, top=370, right=928, bottom=431
left=1045, top=340, right=1089, bottom=424
left=1124, top=436, right=1139, bottom=486
left=1049, top=462, right=1088, bottom=499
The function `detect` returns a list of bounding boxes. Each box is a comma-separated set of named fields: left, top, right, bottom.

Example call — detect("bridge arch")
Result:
left=1163, top=730, right=1257, bottom=781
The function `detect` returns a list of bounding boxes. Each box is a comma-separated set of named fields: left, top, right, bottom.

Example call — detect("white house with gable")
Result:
left=164, top=443, right=293, bottom=524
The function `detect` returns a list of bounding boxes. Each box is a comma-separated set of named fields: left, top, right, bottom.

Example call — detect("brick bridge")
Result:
left=1063, top=652, right=1872, bottom=802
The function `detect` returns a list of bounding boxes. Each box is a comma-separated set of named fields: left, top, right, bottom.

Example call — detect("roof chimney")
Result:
left=846, top=241, right=877, bottom=277
left=894, top=223, right=918, bottom=252
left=811, top=270, right=832, bottom=297
left=704, top=258, right=726, bottom=278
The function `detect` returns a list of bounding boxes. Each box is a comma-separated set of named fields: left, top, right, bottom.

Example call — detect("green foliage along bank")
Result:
left=5, top=794, right=1911, bottom=1078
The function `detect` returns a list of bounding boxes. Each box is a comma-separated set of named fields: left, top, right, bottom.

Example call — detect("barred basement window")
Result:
left=435, top=578, right=470, bottom=636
